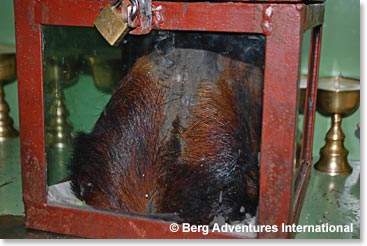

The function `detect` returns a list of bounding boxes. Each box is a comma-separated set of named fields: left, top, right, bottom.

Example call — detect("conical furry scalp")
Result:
left=69, top=48, right=263, bottom=224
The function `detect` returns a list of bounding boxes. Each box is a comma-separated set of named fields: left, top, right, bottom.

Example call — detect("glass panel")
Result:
left=42, top=25, right=265, bottom=235
left=291, top=30, right=310, bottom=215
left=42, top=26, right=118, bottom=185
left=294, top=30, right=311, bottom=172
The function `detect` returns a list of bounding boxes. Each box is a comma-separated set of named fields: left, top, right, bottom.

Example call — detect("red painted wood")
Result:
left=34, top=0, right=105, bottom=27
left=14, top=0, right=325, bottom=239
left=36, top=0, right=265, bottom=33
left=25, top=204, right=248, bottom=238
left=14, top=0, right=47, bottom=208
left=33, top=1, right=324, bottom=35
left=149, top=2, right=263, bottom=34
left=257, top=4, right=304, bottom=239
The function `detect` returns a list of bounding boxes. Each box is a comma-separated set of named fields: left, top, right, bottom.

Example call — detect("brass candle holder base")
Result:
left=314, top=113, right=352, bottom=175
left=0, top=48, right=19, bottom=140
left=314, top=76, right=360, bottom=176
left=45, top=81, right=75, bottom=148
left=0, top=81, right=19, bottom=139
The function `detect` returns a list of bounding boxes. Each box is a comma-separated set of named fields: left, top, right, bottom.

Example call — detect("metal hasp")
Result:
left=14, top=0, right=325, bottom=239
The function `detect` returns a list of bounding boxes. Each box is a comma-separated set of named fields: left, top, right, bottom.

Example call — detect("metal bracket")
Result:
left=130, top=0, right=152, bottom=35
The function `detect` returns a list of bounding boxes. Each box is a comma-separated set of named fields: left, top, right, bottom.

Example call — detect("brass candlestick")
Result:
left=314, top=76, right=360, bottom=175
left=0, top=46, right=19, bottom=140
left=44, top=55, right=80, bottom=148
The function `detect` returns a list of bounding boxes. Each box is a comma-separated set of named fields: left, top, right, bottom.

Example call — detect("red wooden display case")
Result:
left=14, top=0, right=324, bottom=239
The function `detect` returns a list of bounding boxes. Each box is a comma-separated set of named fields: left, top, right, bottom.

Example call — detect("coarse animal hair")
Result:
left=69, top=48, right=263, bottom=224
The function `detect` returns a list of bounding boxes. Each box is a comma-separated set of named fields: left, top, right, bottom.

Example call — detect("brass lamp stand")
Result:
left=44, top=55, right=80, bottom=148
left=314, top=76, right=360, bottom=175
left=0, top=46, right=19, bottom=140
left=44, top=54, right=80, bottom=185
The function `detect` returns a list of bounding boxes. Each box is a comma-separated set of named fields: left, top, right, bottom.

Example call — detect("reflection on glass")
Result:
left=44, top=54, right=80, bottom=149
left=85, top=51, right=123, bottom=94
left=294, top=74, right=307, bottom=169
left=42, top=25, right=120, bottom=185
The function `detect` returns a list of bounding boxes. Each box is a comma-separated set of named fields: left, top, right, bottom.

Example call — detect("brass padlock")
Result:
left=94, top=4, right=129, bottom=46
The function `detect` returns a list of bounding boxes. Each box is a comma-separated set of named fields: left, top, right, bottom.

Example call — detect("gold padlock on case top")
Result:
left=94, top=4, right=129, bottom=46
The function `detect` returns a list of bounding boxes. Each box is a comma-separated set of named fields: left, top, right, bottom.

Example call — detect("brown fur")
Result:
left=69, top=49, right=263, bottom=224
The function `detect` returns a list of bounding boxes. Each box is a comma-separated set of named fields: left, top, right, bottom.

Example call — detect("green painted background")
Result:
left=300, top=0, right=360, bottom=160
left=0, top=0, right=360, bottom=160
left=0, top=0, right=18, bottom=132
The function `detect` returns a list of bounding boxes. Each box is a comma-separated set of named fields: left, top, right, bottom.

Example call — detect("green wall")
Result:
left=0, top=0, right=18, bottom=131
left=0, top=1, right=15, bottom=45
left=300, top=0, right=360, bottom=160
left=0, top=0, right=360, bottom=160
